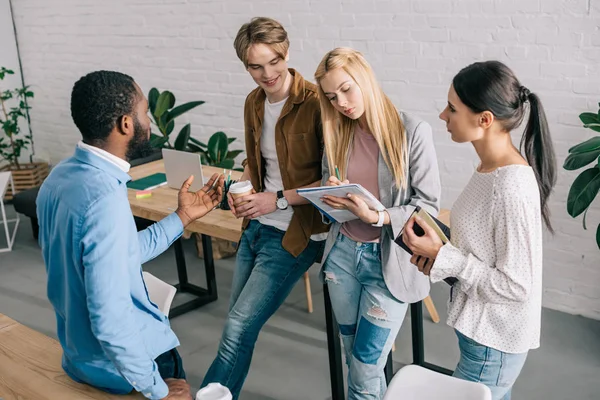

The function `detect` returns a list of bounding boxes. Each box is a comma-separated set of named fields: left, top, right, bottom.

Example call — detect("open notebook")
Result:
left=297, top=184, right=385, bottom=223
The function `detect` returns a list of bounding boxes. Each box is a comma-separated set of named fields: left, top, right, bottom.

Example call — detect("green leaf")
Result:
left=174, top=123, right=191, bottom=151
left=158, top=112, right=169, bottom=134
left=214, top=159, right=235, bottom=169
left=154, top=91, right=175, bottom=119
left=596, top=223, right=600, bottom=250
left=148, top=88, right=159, bottom=115
left=568, top=136, right=600, bottom=154
left=225, top=149, right=243, bottom=160
left=579, top=112, right=600, bottom=125
left=165, top=119, right=175, bottom=136
left=563, top=148, right=600, bottom=170
left=187, top=143, right=206, bottom=154
left=228, top=137, right=236, bottom=144
left=189, top=137, right=208, bottom=148
left=584, top=123, right=600, bottom=133
left=150, top=133, right=168, bottom=148
left=567, top=166, right=600, bottom=217
left=208, top=131, right=228, bottom=163
left=166, top=101, right=205, bottom=123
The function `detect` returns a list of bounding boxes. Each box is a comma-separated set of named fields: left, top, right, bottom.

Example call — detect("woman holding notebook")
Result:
left=313, top=47, right=441, bottom=399
left=403, top=61, right=556, bottom=399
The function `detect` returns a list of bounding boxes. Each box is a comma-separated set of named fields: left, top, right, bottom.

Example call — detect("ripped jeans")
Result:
left=323, top=233, right=408, bottom=400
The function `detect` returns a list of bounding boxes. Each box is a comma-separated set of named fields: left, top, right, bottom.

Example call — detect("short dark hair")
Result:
left=70, top=70, right=139, bottom=143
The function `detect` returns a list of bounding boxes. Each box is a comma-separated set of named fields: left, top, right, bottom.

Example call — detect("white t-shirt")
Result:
left=430, top=165, right=543, bottom=354
left=256, top=97, right=327, bottom=241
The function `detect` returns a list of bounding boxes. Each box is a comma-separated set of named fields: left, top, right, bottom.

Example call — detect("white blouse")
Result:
left=431, top=165, right=543, bottom=354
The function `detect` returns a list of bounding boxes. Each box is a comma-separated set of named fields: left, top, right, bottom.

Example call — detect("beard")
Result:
left=125, top=117, right=155, bottom=161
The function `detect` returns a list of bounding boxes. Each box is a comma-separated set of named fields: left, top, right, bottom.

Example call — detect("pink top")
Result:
left=340, top=124, right=382, bottom=243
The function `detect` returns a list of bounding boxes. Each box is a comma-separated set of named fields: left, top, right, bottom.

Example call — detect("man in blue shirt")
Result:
left=37, top=71, right=223, bottom=400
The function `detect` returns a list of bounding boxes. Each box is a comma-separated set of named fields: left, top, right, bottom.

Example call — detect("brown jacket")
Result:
left=242, top=69, right=329, bottom=257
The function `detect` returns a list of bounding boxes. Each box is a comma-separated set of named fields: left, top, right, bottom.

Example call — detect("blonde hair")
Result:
left=314, top=47, right=408, bottom=188
left=233, top=17, right=290, bottom=68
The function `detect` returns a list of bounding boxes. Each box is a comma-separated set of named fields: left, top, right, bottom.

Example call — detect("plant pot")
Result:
left=1, top=162, right=49, bottom=201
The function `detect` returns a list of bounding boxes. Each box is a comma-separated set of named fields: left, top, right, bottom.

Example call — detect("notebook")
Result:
left=394, top=206, right=457, bottom=286
left=127, top=173, right=167, bottom=191
left=297, top=184, right=386, bottom=223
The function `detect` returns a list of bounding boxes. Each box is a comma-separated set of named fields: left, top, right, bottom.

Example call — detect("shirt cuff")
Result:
left=161, top=212, right=185, bottom=242
left=430, top=242, right=466, bottom=283
left=138, top=370, right=168, bottom=399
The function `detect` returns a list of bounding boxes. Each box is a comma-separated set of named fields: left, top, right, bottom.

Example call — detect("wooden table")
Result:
left=128, top=161, right=243, bottom=242
left=0, top=314, right=144, bottom=400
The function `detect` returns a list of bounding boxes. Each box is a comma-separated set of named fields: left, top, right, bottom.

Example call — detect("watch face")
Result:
left=277, top=197, right=288, bottom=209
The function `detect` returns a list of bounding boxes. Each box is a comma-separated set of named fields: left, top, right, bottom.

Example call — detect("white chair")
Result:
left=142, top=271, right=177, bottom=317
left=383, top=365, right=492, bottom=400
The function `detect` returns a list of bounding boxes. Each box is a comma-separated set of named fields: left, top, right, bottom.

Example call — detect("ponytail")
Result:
left=520, top=90, right=556, bottom=233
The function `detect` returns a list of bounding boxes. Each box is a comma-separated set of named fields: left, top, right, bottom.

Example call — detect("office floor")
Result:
left=1, top=205, right=599, bottom=399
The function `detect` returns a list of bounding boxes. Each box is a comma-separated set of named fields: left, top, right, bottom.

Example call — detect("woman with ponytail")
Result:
left=402, top=60, right=556, bottom=400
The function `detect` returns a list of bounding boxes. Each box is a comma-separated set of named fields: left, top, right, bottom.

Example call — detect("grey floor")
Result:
left=1, top=205, right=599, bottom=400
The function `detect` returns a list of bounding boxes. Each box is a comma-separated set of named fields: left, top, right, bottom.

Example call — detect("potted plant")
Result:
left=0, top=67, right=48, bottom=200
left=188, top=131, right=244, bottom=171
left=147, top=88, right=244, bottom=170
left=563, top=103, right=600, bottom=250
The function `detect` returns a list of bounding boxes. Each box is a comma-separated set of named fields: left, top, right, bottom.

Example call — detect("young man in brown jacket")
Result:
left=201, top=17, right=329, bottom=398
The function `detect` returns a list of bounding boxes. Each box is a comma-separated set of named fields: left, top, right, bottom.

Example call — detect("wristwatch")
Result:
left=276, top=190, right=288, bottom=210
left=371, top=210, right=385, bottom=227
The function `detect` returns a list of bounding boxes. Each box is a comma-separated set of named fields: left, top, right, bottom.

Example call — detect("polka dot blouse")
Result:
left=430, top=165, right=543, bottom=354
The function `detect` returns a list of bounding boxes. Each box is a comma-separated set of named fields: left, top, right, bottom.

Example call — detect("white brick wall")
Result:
left=10, top=0, right=600, bottom=319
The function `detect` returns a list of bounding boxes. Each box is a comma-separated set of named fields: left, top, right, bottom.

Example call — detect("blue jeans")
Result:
left=453, top=330, right=528, bottom=400
left=323, top=233, right=408, bottom=400
left=201, top=220, right=323, bottom=399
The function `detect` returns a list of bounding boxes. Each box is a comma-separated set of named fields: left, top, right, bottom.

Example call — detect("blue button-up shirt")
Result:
left=37, top=146, right=183, bottom=399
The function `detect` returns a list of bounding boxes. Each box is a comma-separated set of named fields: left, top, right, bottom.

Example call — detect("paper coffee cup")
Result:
left=229, top=180, right=253, bottom=203
left=196, top=383, right=233, bottom=400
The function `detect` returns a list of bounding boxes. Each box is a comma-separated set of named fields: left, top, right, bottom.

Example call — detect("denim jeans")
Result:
left=453, top=330, right=528, bottom=400
left=323, top=233, right=408, bottom=400
left=201, top=220, right=324, bottom=399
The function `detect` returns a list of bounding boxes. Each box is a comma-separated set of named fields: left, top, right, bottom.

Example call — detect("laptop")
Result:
left=162, top=148, right=207, bottom=192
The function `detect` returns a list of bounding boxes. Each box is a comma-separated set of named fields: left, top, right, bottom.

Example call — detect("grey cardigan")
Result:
left=320, top=112, right=441, bottom=303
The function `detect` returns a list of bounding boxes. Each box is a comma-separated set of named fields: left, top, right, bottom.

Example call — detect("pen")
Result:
left=335, top=165, right=341, bottom=181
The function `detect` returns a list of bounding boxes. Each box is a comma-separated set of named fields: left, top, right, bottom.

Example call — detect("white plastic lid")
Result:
left=229, top=180, right=253, bottom=194
left=196, top=382, right=232, bottom=400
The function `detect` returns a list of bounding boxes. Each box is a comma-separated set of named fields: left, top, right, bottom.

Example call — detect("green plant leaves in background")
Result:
left=580, top=112, right=600, bottom=133
left=174, top=123, right=191, bottom=151
left=168, top=101, right=204, bottom=123
left=564, top=149, right=600, bottom=170
left=148, top=88, right=159, bottom=115
left=145, top=88, right=243, bottom=170
left=567, top=166, right=600, bottom=218
left=154, top=91, right=175, bottom=119
left=208, top=131, right=229, bottom=163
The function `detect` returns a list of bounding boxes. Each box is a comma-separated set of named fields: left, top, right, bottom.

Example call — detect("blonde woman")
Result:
left=314, top=47, right=441, bottom=399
